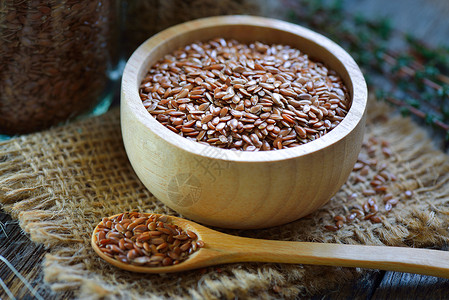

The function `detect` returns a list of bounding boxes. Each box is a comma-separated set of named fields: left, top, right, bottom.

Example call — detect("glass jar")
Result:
left=0, top=0, right=121, bottom=135
left=123, top=0, right=262, bottom=57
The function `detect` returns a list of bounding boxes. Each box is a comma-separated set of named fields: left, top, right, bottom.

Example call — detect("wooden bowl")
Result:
left=121, top=15, right=367, bottom=229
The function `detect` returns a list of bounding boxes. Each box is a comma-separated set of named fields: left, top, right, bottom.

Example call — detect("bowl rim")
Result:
left=121, top=15, right=367, bottom=163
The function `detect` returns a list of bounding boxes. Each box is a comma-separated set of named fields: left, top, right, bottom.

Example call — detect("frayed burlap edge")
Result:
left=1, top=98, right=449, bottom=299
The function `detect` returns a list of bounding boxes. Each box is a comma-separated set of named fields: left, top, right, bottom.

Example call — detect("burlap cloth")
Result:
left=1, top=99, right=449, bottom=299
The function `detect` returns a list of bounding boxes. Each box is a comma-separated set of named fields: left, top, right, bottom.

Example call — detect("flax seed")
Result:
left=404, top=190, right=413, bottom=198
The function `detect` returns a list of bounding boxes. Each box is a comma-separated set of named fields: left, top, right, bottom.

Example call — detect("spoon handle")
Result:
left=205, top=234, right=449, bottom=278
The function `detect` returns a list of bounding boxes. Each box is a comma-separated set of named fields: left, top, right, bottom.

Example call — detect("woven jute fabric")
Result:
left=1, top=99, right=449, bottom=299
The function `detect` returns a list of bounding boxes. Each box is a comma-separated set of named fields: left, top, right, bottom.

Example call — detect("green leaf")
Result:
left=375, top=89, right=386, bottom=100
left=425, top=113, right=439, bottom=126
left=400, top=107, right=411, bottom=116
left=371, top=18, right=393, bottom=39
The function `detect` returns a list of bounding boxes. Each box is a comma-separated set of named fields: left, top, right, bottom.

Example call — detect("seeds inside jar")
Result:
left=139, top=38, right=351, bottom=151
left=95, top=213, right=204, bottom=267
left=0, top=0, right=118, bottom=134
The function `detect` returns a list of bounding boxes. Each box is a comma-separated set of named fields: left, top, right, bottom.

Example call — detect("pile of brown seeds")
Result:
left=325, top=137, right=414, bottom=231
left=0, top=0, right=118, bottom=134
left=95, top=212, right=204, bottom=267
left=139, top=38, right=351, bottom=151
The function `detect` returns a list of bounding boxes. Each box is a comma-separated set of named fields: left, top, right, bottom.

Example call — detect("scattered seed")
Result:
left=353, top=162, right=364, bottom=171
left=355, top=175, right=366, bottom=183
left=324, top=225, right=339, bottom=232
left=404, top=190, right=413, bottom=198
left=336, top=220, right=344, bottom=228
left=370, top=215, right=382, bottom=223
left=374, top=185, right=387, bottom=193
left=382, top=147, right=393, bottom=158
left=362, top=189, right=376, bottom=196
left=387, top=198, right=399, bottom=206
left=334, top=215, right=346, bottom=222
left=359, top=166, right=370, bottom=176
left=382, top=193, right=394, bottom=203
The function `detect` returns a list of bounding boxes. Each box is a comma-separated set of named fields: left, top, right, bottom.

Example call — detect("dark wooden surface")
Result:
left=1, top=208, right=449, bottom=299
left=0, top=210, right=56, bottom=299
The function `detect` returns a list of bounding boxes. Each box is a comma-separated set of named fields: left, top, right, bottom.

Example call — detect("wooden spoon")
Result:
left=92, top=213, right=449, bottom=277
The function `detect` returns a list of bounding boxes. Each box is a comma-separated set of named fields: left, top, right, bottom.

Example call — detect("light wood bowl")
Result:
left=121, top=15, right=367, bottom=229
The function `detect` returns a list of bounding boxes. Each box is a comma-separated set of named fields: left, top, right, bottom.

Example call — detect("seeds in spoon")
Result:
left=95, top=213, right=204, bottom=267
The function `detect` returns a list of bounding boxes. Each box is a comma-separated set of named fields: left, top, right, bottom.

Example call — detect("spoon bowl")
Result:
left=92, top=213, right=449, bottom=277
